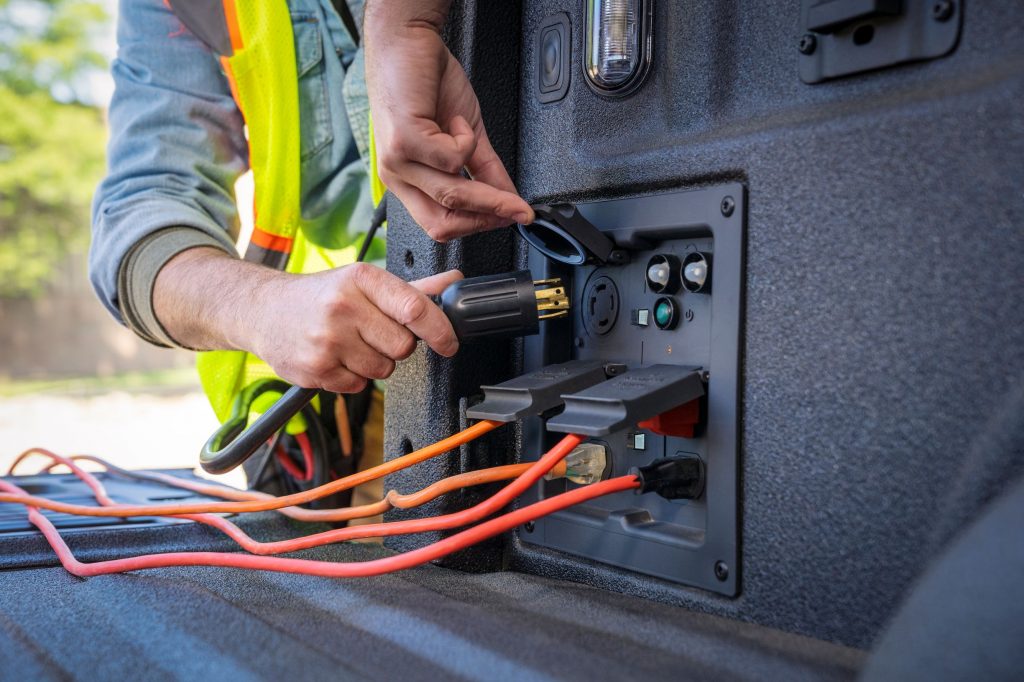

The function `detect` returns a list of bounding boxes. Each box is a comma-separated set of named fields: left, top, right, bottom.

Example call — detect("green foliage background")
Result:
left=0, top=0, right=109, bottom=297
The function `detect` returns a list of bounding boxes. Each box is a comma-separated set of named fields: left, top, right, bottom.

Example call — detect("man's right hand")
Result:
left=254, top=263, right=462, bottom=393
left=153, top=248, right=462, bottom=393
left=364, top=1, right=534, bottom=242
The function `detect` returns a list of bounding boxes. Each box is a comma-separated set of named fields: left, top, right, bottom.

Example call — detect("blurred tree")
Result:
left=0, top=0, right=109, bottom=297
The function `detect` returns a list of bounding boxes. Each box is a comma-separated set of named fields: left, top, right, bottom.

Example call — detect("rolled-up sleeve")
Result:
left=89, top=0, right=248, bottom=346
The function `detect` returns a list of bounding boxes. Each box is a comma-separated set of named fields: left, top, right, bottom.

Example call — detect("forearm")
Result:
left=152, top=247, right=284, bottom=352
left=90, top=0, right=246, bottom=329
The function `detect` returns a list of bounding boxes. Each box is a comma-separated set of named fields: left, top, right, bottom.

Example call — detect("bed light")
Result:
left=584, top=0, right=653, bottom=97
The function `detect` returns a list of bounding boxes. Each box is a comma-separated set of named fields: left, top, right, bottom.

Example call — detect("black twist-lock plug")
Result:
left=436, top=269, right=569, bottom=340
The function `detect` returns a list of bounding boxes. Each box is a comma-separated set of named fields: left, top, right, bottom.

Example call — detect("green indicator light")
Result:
left=653, top=297, right=677, bottom=330
left=654, top=301, right=672, bottom=327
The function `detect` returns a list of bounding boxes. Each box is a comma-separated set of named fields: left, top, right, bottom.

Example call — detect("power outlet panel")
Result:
left=520, top=184, right=744, bottom=596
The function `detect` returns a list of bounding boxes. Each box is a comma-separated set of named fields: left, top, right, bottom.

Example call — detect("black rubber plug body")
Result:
left=438, top=269, right=540, bottom=341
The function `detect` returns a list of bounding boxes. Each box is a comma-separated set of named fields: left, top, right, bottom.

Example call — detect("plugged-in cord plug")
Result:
left=630, top=456, right=705, bottom=500
left=437, top=270, right=569, bottom=340
left=545, top=442, right=608, bottom=485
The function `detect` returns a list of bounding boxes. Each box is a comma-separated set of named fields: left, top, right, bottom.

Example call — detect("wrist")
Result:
left=232, top=267, right=297, bottom=358
left=364, top=0, right=451, bottom=39
left=153, top=247, right=285, bottom=353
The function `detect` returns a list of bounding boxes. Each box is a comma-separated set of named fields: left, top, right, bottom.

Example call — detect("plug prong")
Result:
left=534, top=278, right=570, bottom=317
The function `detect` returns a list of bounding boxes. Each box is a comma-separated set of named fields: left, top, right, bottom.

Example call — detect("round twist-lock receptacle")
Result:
left=582, top=275, right=619, bottom=336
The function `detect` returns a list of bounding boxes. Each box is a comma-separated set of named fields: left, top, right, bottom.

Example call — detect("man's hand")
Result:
left=254, top=264, right=462, bottom=393
left=153, top=248, right=462, bottom=393
left=364, top=1, right=534, bottom=242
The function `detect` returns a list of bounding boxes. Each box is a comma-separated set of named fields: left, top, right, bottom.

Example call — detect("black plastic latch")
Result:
left=518, top=204, right=629, bottom=266
left=547, top=364, right=704, bottom=436
left=466, top=359, right=610, bottom=422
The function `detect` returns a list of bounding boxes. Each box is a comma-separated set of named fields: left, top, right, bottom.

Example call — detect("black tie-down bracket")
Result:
left=798, top=0, right=962, bottom=83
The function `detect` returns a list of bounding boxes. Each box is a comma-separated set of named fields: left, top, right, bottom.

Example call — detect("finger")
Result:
left=387, top=116, right=478, bottom=175
left=386, top=178, right=508, bottom=242
left=466, top=125, right=534, bottom=224
left=410, top=269, right=463, bottom=297
left=357, top=315, right=418, bottom=362
left=318, top=366, right=369, bottom=395
left=399, top=161, right=534, bottom=223
left=333, top=334, right=397, bottom=381
left=354, top=265, right=460, bottom=357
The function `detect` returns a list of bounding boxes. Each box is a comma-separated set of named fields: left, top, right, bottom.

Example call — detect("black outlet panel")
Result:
left=520, top=184, right=744, bottom=596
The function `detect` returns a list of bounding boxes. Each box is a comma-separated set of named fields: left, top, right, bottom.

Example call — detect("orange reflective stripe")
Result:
left=250, top=227, right=294, bottom=254
left=222, top=0, right=243, bottom=51
left=219, top=57, right=243, bottom=116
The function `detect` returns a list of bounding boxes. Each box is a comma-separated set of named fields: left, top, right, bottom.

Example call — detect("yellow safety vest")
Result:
left=170, top=0, right=386, bottom=431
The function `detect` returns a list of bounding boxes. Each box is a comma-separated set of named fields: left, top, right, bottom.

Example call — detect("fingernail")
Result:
left=513, top=212, right=533, bottom=224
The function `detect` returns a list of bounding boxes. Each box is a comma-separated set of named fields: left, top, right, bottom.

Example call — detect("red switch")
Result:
left=638, top=398, right=702, bottom=438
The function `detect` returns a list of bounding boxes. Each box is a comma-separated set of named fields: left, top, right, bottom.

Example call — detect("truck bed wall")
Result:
left=382, top=0, right=1024, bottom=648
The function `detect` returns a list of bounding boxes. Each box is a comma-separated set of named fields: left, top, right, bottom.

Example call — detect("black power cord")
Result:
left=356, top=194, right=387, bottom=262
left=329, top=0, right=361, bottom=47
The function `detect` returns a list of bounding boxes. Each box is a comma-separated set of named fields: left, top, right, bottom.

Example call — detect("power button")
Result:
left=537, top=13, right=570, bottom=103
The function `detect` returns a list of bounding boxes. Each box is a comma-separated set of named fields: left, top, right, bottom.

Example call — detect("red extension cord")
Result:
left=274, top=431, right=314, bottom=482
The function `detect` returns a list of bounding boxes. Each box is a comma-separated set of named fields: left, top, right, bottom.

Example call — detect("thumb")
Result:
left=410, top=269, right=464, bottom=296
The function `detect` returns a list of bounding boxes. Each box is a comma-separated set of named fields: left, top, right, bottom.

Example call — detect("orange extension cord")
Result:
left=0, top=419, right=503, bottom=517
left=0, top=433, right=639, bottom=578
left=10, top=449, right=565, bottom=525
left=2, top=435, right=585, bottom=553
left=0, top=474, right=638, bottom=578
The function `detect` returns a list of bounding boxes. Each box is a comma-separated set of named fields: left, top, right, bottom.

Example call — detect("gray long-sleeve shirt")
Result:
left=90, top=0, right=371, bottom=347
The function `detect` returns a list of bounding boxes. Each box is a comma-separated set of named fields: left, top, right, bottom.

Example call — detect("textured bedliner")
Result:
left=0, top=542, right=864, bottom=681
